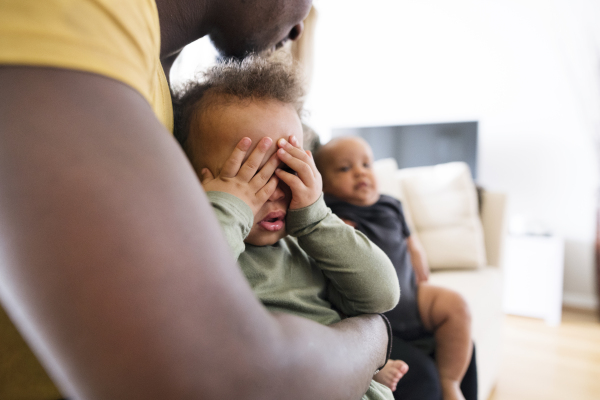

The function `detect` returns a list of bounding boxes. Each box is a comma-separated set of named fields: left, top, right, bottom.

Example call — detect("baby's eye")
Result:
left=339, top=166, right=351, bottom=172
left=364, top=162, right=371, bottom=168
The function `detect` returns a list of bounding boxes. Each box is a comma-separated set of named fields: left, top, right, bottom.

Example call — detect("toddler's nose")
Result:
left=354, top=166, right=367, bottom=176
left=269, top=183, right=286, bottom=202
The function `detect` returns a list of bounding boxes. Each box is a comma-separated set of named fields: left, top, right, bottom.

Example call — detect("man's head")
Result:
left=173, top=56, right=305, bottom=246
left=315, top=137, right=380, bottom=207
left=208, top=0, right=312, bottom=59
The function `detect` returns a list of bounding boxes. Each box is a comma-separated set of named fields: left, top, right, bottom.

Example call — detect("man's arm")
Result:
left=0, top=67, right=387, bottom=400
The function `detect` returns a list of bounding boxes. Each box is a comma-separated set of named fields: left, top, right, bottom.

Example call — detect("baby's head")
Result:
left=173, top=56, right=305, bottom=246
left=315, top=137, right=380, bottom=207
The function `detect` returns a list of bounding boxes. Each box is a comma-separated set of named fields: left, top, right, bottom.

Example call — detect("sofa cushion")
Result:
left=374, top=160, right=487, bottom=270
left=373, top=158, right=404, bottom=200
left=372, top=158, right=419, bottom=234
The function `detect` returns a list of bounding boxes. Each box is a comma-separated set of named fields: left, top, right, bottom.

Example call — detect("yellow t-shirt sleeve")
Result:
left=0, top=0, right=173, bottom=131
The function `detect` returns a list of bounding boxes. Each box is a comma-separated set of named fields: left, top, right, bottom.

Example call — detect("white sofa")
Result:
left=373, top=159, right=507, bottom=400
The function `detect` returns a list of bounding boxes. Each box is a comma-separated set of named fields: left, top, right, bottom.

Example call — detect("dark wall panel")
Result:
left=332, top=121, right=478, bottom=179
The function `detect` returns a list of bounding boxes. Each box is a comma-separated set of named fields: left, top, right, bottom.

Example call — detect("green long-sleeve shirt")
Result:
left=207, top=191, right=399, bottom=400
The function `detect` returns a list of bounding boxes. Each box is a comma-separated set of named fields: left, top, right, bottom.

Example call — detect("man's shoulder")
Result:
left=0, top=0, right=162, bottom=111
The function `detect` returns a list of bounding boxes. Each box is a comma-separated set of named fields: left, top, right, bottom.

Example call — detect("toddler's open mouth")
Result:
left=258, top=211, right=286, bottom=231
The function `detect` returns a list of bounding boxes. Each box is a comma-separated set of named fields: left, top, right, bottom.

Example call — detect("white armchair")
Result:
left=374, top=159, right=507, bottom=400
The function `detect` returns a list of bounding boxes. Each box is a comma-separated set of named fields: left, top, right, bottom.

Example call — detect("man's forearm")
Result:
left=0, top=67, right=386, bottom=399
left=262, top=313, right=388, bottom=400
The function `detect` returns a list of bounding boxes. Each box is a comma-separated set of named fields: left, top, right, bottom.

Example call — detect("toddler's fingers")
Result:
left=278, top=138, right=312, bottom=167
left=238, top=137, right=273, bottom=181
left=304, top=149, right=320, bottom=176
left=277, top=147, right=314, bottom=186
left=289, top=134, right=302, bottom=148
left=250, top=152, right=280, bottom=191
left=257, top=175, right=280, bottom=202
left=275, top=167, right=304, bottom=192
left=220, top=137, right=252, bottom=178
left=200, top=168, right=215, bottom=185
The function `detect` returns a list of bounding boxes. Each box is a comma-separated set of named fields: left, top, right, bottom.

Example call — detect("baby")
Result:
left=316, top=137, right=474, bottom=400
left=172, top=57, right=403, bottom=400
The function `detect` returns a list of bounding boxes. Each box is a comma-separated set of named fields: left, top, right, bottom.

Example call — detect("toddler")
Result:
left=172, top=57, right=404, bottom=400
left=316, top=137, right=474, bottom=400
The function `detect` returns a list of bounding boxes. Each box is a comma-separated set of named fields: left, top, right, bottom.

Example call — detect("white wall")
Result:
left=306, top=0, right=600, bottom=308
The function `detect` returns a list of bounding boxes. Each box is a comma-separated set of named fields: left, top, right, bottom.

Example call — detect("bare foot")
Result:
left=440, top=377, right=465, bottom=400
left=373, top=359, right=409, bottom=392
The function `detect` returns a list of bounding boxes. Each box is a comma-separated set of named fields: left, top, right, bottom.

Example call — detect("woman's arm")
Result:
left=0, top=67, right=387, bottom=400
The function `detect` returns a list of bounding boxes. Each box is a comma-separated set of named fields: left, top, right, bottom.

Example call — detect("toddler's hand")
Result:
left=200, top=137, right=280, bottom=216
left=275, top=135, right=323, bottom=210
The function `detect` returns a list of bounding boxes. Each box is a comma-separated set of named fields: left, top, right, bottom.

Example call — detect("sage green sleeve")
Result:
left=287, top=195, right=400, bottom=316
left=206, top=191, right=253, bottom=260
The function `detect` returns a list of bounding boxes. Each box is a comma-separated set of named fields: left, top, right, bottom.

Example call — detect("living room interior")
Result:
left=2, top=0, right=596, bottom=398
left=170, top=0, right=600, bottom=399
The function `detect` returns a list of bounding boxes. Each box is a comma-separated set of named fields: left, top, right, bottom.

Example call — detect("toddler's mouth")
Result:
left=258, top=211, right=286, bottom=231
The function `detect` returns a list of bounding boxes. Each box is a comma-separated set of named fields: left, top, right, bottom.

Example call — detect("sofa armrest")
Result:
left=480, top=191, right=508, bottom=268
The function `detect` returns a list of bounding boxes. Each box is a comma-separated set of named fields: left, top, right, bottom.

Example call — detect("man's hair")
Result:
left=172, top=55, right=305, bottom=150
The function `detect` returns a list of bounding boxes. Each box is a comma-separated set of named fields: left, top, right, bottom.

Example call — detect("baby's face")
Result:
left=189, top=98, right=304, bottom=246
left=321, top=138, right=379, bottom=207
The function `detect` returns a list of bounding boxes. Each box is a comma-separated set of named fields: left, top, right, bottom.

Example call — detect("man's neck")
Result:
left=155, top=0, right=213, bottom=60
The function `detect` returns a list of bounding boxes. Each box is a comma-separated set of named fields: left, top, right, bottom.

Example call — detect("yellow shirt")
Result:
left=0, top=0, right=173, bottom=132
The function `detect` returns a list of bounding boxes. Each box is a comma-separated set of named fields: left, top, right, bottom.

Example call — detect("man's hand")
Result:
left=275, top=135, right=322, bottom=210
left=407, top=235, right=430, bottom=283
left=200, top=137, right=280, bottom=216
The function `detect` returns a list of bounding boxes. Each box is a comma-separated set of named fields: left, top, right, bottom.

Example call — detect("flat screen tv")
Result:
left=331, top=121, right=478, bottom=179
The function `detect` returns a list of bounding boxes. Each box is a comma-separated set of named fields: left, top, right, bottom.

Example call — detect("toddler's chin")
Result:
left=244, top=230, right=287, bottom=246
left=364, top=191, right=381, bottom=206
left=350, top=193, right=379, bottom=207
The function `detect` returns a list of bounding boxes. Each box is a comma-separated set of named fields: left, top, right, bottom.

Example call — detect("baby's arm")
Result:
left=407, top=235, right=430, bottom=283
left=288, top=200, right=400, bottom=316
left=277, top=137, right=399, bottom=316
left=207, top=191, right=253, bottom=260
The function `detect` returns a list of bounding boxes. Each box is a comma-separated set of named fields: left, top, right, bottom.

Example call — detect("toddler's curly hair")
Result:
left=172, top=55, right=305, bottom=150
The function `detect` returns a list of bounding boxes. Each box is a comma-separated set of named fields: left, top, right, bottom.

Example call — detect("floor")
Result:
left=488, top=308, right=600, bottom=400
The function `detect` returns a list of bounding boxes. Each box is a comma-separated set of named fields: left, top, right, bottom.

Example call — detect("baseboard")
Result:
left=562, top=292, right=598, bottom=310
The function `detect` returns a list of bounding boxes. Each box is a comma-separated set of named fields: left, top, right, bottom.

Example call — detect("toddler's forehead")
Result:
left=333, top=139, right=367, bottom=157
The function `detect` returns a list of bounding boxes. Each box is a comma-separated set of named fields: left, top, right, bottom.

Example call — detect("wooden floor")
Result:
left=488, top=308, right=600, bottom=400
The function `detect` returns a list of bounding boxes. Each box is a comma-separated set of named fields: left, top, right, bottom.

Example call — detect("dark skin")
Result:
left=157, top=0, right=306, bottom=77
left=0, top=0, right=389, bottom=399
